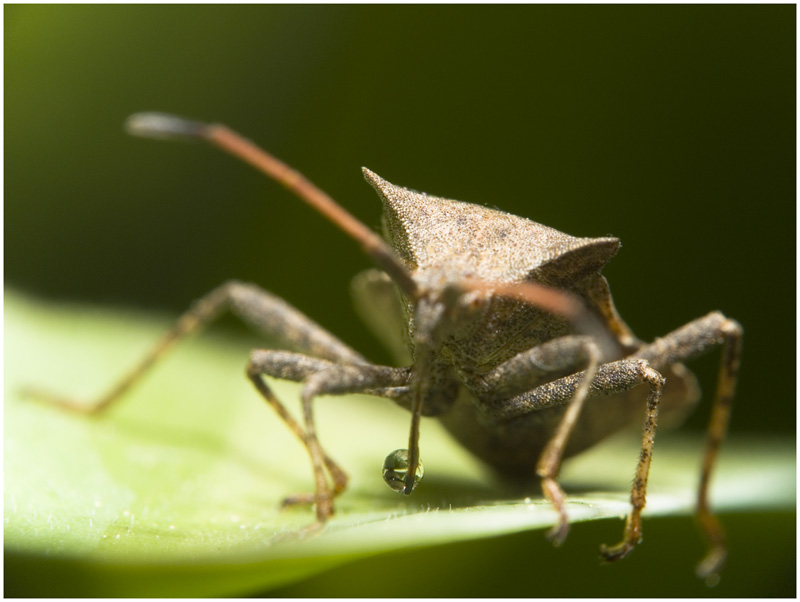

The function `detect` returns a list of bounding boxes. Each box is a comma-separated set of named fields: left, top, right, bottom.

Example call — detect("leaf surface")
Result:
left=4, top=290, right=795, bottom=596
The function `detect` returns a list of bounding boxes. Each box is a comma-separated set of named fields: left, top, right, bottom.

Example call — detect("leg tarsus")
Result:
left=599, top=512, right=642, bottom=562
left=280, top=450, right=349, bottom=511
left=281, top=492, right=317, bottom=508
left=540, top=476, right=570, bottom=545
left=695, top=539, right=727, bottom=584
left=20, top=387, right=110, bottom=416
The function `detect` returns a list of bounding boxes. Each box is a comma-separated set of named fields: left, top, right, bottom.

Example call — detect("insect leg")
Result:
left=246, top=350, right=409, bottom=523
left=630, top=311, right=743, bottom=581
left=479, top=335, right=602, bottom=544
left=480, top=335, right=600, bottom=399
left=484, top=358, right=666, bottom=557
left=595, top=361, right=665, bottom=562
left=534, top=340, right=601, bottom=546
left=25, top=280, right=367, bottom=413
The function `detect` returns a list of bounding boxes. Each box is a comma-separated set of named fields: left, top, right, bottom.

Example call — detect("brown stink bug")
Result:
left=29, top=112, right=742, bottom=581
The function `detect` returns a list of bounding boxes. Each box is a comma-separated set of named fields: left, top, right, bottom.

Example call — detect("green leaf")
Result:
left=4, top=290, right=795, bottom=597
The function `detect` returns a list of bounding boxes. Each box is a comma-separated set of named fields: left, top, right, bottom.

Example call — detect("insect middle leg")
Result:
left=634, top=311, right=742, bottom=579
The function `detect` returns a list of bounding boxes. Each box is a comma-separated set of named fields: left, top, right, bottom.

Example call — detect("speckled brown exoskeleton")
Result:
left=30, top=113, right=742, bottom=581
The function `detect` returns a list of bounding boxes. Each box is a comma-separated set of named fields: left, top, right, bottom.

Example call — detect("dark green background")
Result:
left=5, top=5, right=795, bottom=597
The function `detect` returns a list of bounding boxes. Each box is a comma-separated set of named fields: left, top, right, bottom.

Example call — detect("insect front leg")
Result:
left=246, top=350, right=410, bottom=524
left=480, top=335, right=602, bottom=544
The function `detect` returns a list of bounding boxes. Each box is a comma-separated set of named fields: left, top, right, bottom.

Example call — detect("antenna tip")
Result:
left=124, top=112, right=209, bottom=141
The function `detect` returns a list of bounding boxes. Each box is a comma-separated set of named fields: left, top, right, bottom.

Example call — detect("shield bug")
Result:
left=29, top=112, right=742, bottom=581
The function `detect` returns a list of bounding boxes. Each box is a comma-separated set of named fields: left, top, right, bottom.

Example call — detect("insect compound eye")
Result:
left=382, top=449, right=424, bottom=493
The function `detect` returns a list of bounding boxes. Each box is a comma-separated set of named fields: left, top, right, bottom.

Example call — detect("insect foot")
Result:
left=598, top=512, right=642, bottom=562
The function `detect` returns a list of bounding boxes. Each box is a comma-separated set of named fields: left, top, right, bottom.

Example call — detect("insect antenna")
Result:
left=125, top=112, right=418, bottom=299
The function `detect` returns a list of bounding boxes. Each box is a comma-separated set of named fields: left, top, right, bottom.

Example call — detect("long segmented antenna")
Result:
left=125, top=112, right=418, bottom=299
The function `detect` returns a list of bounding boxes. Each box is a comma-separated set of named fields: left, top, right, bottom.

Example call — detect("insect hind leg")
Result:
left=24, top=280, right=367, bottom=414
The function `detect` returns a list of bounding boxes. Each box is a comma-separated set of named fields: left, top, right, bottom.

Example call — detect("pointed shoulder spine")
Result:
left=362, top=167, right=386, bottom=192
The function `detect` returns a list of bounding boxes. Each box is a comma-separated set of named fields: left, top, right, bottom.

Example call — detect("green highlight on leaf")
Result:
left=4, top=289, right=795, bottom=597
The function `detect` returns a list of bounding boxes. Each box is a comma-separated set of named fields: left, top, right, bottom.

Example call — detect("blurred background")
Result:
left=6, top=5, right=795, bottom=596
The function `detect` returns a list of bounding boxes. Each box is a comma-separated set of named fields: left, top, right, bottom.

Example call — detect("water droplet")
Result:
left=382, top=449, right=424, bottom=493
